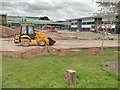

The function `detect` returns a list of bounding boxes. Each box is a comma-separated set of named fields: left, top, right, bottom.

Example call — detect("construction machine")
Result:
left=41, top=24, right=58, bottom=32
left=90, top=24, right=109, bottom=33
left=14, top=24, right=56, bottom=47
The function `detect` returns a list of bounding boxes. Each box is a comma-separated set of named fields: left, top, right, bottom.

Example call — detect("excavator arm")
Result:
left=90, top=24, right=109, bottom=33
left=96, top=24, right=109, bottom=32
left=41, top=24, right=58, bottom=32
left=41, top=24, right=53, bottom=30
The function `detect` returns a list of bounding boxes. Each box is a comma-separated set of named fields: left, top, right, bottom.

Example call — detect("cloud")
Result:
left=1, top=0, right=99, bottom=21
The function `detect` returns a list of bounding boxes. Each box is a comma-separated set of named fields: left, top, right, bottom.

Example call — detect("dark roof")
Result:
left=0, top=14, right=7, bottom=16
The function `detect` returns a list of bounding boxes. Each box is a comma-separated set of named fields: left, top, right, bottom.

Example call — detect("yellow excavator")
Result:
left=14, top=24, right=56, bottom=47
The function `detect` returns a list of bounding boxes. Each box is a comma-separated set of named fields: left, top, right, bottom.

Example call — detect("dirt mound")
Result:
left=2, top=47, right=48, bottom=58
left=86, top=48, right=102, bottom=55
left=0, top=26, right=20, bottom=38
left=44, top=32, right=68, bottom=40
left=2, top=47, right=76, bottom=58
left=105, top=60, right=119, bottom=74
left=47, top=47, right=75, bottom=56
left=2, top=51, right=24, bottom=58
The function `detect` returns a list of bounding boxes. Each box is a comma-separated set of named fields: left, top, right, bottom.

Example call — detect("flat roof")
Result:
left=8, top=18, right=64, bottom=25
left=7, top=16, right=65, bottom=25
left=66, top=16, right=102, bottom=21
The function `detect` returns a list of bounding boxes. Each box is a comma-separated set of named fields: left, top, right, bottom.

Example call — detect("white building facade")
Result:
left=66, top=16, right=102, bottom=31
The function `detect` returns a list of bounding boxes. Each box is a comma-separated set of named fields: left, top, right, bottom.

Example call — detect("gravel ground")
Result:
left=0, top=31, right=119, bottom=51
left=1, top=38, right=118, bottom=51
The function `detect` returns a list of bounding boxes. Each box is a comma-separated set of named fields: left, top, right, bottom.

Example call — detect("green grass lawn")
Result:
left=2, top=48, right=119, bottom=88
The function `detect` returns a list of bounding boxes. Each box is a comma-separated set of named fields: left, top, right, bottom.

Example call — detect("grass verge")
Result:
left=2, top=48, right=119, bottom=88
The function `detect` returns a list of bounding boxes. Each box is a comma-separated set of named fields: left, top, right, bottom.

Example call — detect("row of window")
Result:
left=82, top=22, right=94, bottom=25
left=71, top=23, right=77, bottom=25
left=71, top=22, right=95, bottom=25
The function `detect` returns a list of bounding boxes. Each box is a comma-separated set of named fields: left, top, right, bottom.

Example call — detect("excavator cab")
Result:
left=20, top=24, right=35, bottom=39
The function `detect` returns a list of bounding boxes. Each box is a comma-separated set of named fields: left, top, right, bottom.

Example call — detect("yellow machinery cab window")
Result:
left=21, top=26, right=27, bottom=34
left=28, top=26, right=34, bottom=34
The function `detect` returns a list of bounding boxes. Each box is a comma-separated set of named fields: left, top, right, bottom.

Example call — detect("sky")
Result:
left=1, top=0, right=100, bottom=21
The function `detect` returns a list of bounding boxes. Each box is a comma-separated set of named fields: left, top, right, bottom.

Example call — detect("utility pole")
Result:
left=101, top=25, right=104, bottom=53
left=96, top=17, right=98, bottom=28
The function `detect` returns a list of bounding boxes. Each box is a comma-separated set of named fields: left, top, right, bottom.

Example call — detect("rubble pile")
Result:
left=0, top=26, right=20, bottom=38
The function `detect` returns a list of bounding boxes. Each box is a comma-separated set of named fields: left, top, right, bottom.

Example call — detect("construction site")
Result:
left=0, top=24, right=118, bottom=56
left=1, top=23, right=119, bottom=88
left=0, top=0, right=119, bottom=88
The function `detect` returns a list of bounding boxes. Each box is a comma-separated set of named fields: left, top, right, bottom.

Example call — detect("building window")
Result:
left=82, top=22, right=94, bottom=25
left=71, top=22, right=77, bottom=25
left=82, top=23, right=86, bottom=25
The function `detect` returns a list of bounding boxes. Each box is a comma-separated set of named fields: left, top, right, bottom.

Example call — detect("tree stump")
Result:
left=64, top=69, right=76, bottom=84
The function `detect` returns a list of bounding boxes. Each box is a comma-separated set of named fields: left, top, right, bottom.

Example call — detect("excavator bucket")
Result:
left=48, top=37, right=56, bottom=45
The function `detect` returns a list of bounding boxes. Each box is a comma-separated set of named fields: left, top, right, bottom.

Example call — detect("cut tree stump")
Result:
left=64, top=69, right=76, bottom=84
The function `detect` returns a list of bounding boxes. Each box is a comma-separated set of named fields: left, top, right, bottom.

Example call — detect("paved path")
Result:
left=0, top=38, right=118, bottom=51
left=51, top=40, right=118, bottom=49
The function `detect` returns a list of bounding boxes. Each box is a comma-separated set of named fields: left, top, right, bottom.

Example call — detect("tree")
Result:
left=96, top=1, right=120, bottom=34
left=39, top=16, right=50, bottom=21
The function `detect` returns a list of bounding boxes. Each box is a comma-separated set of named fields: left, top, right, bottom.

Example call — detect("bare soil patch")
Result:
left=105, top=60, right=119, bottom=74
left=44, top=32, right=69, bottom=40
left=2, top=47, right=76, bottom=58
left=47, top=47, right=76, bottom=56
left=85, top=48, right=103, bottom=56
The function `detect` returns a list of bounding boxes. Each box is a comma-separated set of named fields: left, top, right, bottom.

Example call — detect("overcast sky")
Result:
left=1, top=0, right=100, bottom=21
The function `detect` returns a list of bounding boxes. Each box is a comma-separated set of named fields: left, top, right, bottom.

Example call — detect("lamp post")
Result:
left=101, top=25, right=104, bottom=52
left=97, top=17, right=98, bottom=27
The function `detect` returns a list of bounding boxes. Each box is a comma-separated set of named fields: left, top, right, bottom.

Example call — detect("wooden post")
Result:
left=64, top=69, right=76, bottom=84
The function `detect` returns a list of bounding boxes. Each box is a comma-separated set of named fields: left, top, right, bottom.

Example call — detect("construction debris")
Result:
left=0, top=26, right=20, bottom=38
